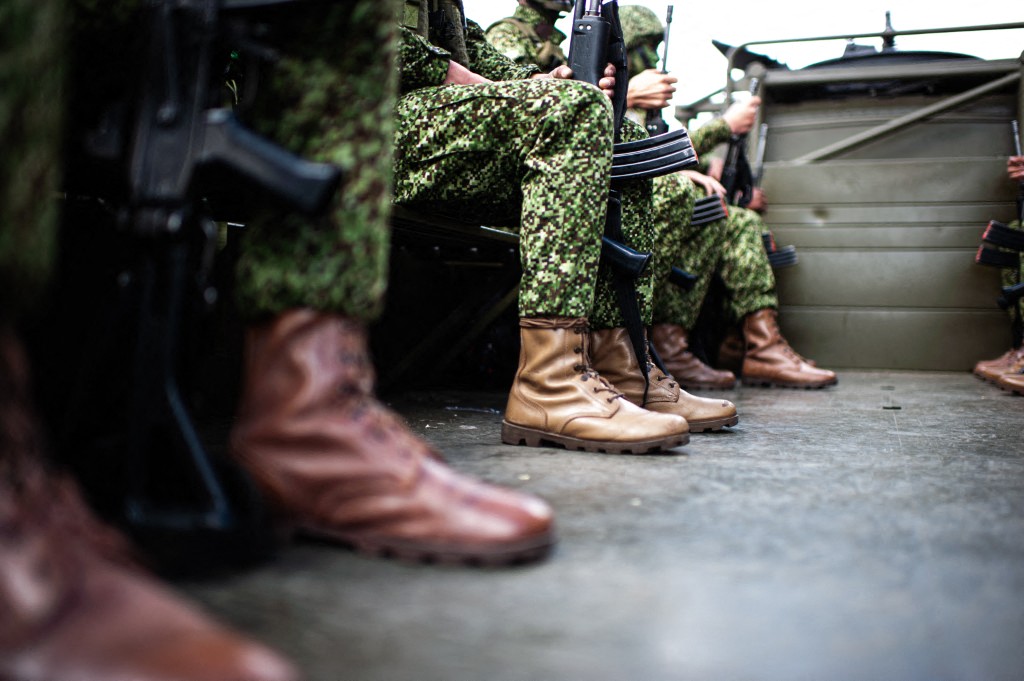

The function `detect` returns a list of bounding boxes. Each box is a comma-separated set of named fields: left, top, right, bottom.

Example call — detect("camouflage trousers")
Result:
left=1002, top=219, right=1024, bottom=328
left=0, top=0, right=65, bottom=321
left=651, top=172, right=778, bottom=330
left=235, top=0, right=401, bottom=322
left=393, top=79, right=654, bottom=327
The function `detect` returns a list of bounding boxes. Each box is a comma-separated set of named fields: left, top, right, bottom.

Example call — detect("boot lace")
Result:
left=572, top=324, right=624, bottom=402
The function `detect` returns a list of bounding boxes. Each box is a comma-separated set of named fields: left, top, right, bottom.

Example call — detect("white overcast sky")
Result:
left=464, top=0, right=1024, bottom=105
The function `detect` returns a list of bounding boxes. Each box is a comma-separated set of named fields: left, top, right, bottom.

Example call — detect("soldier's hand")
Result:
left=682, top=170, right=725, bottom=198
left=626, top=69, right=677, bottom=110
left=443, top=60, right=492, bottom=85
left=1008, top=155, right=1024, bottom=182
left=747, top=187, right=768, bottom=212
left=540, top=63, right=616, bottom=99
left=722, top=96, right=760, bottom=135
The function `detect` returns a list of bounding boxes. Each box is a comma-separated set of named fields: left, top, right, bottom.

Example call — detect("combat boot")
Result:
left=974, top=346, right=1024, bottom=383
left=996, top=367, right=1024, bottom=395
left=591, top=327, right=738, bottom=433
left=501, top=317, right=690, bottom=453
left=650, top=323, right=738, bottom=390
left=741, top=309, right=837, bottom=389
left=230, top=309, right=555, bottom=566
left=0, top=328, right=297, bottom=681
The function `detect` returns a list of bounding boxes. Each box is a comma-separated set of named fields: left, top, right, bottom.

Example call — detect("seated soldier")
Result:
left=979, top=153, right=1024, bottom=393
left=485, top=0, right=572, bottom=71
left=619, top=4, right=837, bottom=390
left=424, top=0, right=737, bottom=435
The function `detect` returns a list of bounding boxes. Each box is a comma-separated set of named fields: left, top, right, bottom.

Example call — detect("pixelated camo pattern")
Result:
left=0, top=0, right=65, bottom=319
left=394, top=77, right=615, bottom=319
left=651, top=174, right=777, bottom=329
left=1001, top=219, right=1024, bottom=324
left=484, top=5, right=567, bottom=72
left=235, top=1, right=401, bottom=321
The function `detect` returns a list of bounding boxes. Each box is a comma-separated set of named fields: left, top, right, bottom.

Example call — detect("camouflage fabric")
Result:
left=484, top=4, right=568, bottom=72
left=651, top=174, right=777, bottom=330
left=1001, top=219, right=1024, bottom=327
left=619, top=4, right=663, bottom=77
left=235, top=1, right=401, bottom=321
left=0, top=0, right=66, bottom=320
left=398, top=14, right=655, bottom=325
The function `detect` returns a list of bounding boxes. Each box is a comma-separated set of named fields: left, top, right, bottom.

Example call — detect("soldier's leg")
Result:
left=229, top=3, right=555, bottom=565
left=645, top=175, right=738, bottom=391
left=722, top=207, right=837, bottom=389
left=0, top=2, right=297, bottom=679
left=394, top=79, right=688, bottom=452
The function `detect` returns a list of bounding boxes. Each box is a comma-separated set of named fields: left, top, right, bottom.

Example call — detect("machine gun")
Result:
left=567, top=0, right=699, bottom=395
left=59, top=0, right=340, bottom=566
left=720, top=78, right=760, bottom=208
left=1013, top=120, right=1023, bottom=224
left=643, top=5, right=674, bottom=137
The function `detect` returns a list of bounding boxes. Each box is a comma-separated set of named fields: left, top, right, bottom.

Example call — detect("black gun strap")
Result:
left=668, top=266, right=697, bottom=291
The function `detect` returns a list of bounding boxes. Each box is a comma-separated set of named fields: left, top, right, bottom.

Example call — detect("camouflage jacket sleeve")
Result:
left=484, top=19, right=536, bottom=67
left=399, top=25, right=452, bottom=93
left=691, top=117, right=732, bottom=156
left=465, top=19, right=541, bottom=82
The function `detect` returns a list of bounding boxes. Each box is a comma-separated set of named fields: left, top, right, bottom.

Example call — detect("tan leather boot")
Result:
left=741, top=309, right=838, bottom=389
left=0, top=328, right=297, bottom=681
left=974, top=346, right=1024, bottom=383
left=231, top=309, right=554, bottom=566
left=650, top=323, right=737, bottom=390
left=591, top=327, right=738, bottom=433
left=502, top=317, right=690, bottom=453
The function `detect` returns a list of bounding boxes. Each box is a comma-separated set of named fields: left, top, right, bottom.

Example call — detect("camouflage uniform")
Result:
left=618, top=4, right=778, bottom=330
left=397, top=1, right=655, bottom=328
left=0, top=0, right=65, bottom=322
left=484, top=4, right=568, bottom=71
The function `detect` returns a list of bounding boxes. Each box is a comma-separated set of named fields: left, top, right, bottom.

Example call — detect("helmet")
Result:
left=528, top=0, right=573, bottom=12
left=618, top=4, right=664, bottom=50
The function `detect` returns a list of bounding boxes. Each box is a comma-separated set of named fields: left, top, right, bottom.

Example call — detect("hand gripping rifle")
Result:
left=66, top=0, right=340, bottom=556
left=720, top=77, right=760, bottom=208
left=568, top=0, right=698, bottom=397
left=643, top=5, right=673, bottom=138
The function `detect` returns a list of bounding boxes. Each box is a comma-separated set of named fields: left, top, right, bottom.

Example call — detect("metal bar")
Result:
left=791, top=71, right=1020, bottom=164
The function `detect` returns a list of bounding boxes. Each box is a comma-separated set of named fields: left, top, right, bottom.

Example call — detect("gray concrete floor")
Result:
left=177, top=371, right=1024, bottom=681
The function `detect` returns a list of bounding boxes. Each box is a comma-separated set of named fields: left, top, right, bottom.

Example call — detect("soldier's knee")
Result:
left=540, top=80, right=613, bottom=138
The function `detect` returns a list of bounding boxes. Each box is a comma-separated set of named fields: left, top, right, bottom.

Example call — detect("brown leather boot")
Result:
left=741, top=309, right=838, bottom=389
left=996, top=367, right=1024, bottom=395
left=974, top=346, right=1024, bottom=383
left=502, top=317, right=690, bottom=453
left=650, top=323, right=737, bottom=390
left=230, top=309, right=554, bottom=566
left=591, top=327, right=738, bottom=433
left=0, top=328, right=297, bottom=681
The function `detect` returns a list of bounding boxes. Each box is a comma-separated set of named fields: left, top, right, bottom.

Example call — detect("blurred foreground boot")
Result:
left=741, top=309, right=837, bottom=389
left=502, top=317, right=690, bottom=453
left=591, top=327, right=738, bottom=433
left=973, top=346, right=1024, bottom=383
left=649, top=323, right=737, bottom=390
left=0, top=328, right=297, bottom=681
left=996, top=367, right=1024, bottom=395
left=231, top=310, right=554, bottom=566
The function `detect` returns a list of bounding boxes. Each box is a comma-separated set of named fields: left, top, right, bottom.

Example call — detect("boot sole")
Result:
left=742, top=377, right=838, bottom=389
left=677, top=382, right=738, bottom=391
left=293, top=525, right=556, bottom=568
left=500, top=421, right=689, bottom=454
left=687, top=414, right=739, bottom=432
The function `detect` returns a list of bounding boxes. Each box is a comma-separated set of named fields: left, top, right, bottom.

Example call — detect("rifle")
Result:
left=568, top=0, right=698, bottom=397
left=720, top=77, right=760, bottom=208
left=1013, top=120, right=1023, bottom=224
left=643, top=5, right=673, bottom=138
left=62, top=0, right=340, bottom=557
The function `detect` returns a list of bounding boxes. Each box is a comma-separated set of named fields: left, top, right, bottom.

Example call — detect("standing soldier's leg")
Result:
left=590, top=135, right=737, bottom=432
left=395, top=78, right=689, bottom=453
left=0, top=1, right=297, bottom=679
left=230, top=3, right=555, bottom=565
left=721, top=207, right=837, bottom=389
